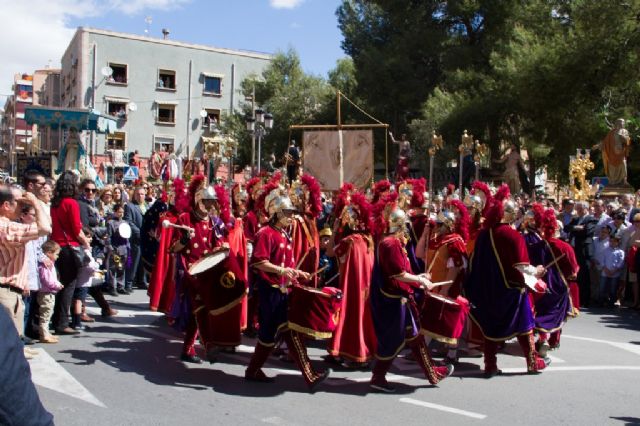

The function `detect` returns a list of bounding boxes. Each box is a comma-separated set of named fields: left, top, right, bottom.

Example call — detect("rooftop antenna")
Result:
left=162, top=28, right=170, bottom=40
left=144, top=16, right=152, bottom=35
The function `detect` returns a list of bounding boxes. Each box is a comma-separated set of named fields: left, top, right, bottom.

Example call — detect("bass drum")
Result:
left=288, top=285, right=343, bottom=340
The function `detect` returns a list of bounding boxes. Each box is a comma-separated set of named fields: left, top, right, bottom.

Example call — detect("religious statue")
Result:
left=494, top=143, right=526, bottom=194
left=149, top=146, right=167, bottom=180
left=389, top=131, right=411, bottom=181
left=56, top=127, right=87, bottom=176
left=592, top=118, right=631, bottom=186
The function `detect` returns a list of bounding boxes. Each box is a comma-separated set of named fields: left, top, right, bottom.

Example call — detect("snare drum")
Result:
left=188, top=248, right=229, bottom=276
left=420, top=293, right=470, bottom=345
left=288, top=285, right=343, bottom=339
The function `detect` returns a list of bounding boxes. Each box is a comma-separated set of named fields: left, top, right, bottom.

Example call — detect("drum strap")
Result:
left=299, top=218, right=315, bottom=249
left=427, top=245, right=445, bottom=275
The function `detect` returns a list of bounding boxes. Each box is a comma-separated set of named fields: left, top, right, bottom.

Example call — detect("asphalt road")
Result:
left=28, top=290, right=640, bottom=426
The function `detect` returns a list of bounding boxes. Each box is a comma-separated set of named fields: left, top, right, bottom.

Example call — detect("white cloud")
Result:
left=0, top=0, right=190, bottom=105
left=269, top=0, right=304, bottom=9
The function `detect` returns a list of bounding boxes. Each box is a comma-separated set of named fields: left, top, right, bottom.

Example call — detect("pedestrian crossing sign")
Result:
left=123, top=166, right=139, bottom=181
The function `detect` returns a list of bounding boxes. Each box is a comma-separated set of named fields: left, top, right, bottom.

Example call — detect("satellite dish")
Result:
left=199, top=109, right=208, bottom=118
left=128, top=102, right=138, bottom=111
left=101, top=66, right=113, bottom=77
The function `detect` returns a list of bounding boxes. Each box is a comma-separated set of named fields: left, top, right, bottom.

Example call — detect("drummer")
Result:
left=416, top=201, right=469, bottom=364
left=463, top=184, right=550, bottom=377
left=369, top=193, right=454, bottom=393
left=245, top=182, right=331, bottom=391
left=171, top=175, right=230, bottom=364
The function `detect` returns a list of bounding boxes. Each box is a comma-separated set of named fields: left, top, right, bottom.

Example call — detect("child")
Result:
left=600, top=230, right=625, bottom=307
left=106, top=204, right=130, bottom=295
left=70, top=227, right=101, bottom=330
left=37, top=240, right=64, bottom=343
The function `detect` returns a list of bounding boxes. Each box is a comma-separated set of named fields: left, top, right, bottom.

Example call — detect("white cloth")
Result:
left=76, top=248, right=100, bottom=288
left=593, top=236, right=610, bottom=271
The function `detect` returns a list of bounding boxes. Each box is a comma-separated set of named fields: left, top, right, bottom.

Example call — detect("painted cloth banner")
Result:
left=302, top=130, right=373, bottom=191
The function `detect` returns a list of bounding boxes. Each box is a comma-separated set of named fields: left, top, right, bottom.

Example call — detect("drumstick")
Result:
left=162, top=220, right=195, bottom=234
left=543, top=253, right=566, bottom=270
left=311, top=265, right=329, bottom=277
left=324, top=273, right=340, bottom=285
left=428, top=280, right=454, bottom=288
left=296, top=250, right=310, bottom=269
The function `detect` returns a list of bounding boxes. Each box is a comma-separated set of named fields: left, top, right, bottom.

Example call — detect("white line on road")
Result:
left=563, top=334, right=640, bottom=357
left=399, top=397, right=487, bottom=420
left=29, top=348, right=106, bottom=408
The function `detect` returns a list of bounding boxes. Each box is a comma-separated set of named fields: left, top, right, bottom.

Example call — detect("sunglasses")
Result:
left=84, top=188, right=97, bottom=193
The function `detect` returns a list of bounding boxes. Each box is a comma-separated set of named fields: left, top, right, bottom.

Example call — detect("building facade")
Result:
left=1, top=73, right=34, bottom=173
left=59, top=27, right=271, bottom=180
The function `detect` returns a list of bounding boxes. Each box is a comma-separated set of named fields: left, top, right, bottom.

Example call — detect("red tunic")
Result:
left=328, top=233, right=377, bottom=362
left=251, top=225, right=296, bottom=287
left=148, top=210, right=177, bottom=314
left=378, top=236, right=419, bottom=296
left=425, top=233, right=467, bottom=297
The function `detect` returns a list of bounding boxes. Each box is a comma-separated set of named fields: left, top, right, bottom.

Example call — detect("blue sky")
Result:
left=0, top=0, right=346, bottom=105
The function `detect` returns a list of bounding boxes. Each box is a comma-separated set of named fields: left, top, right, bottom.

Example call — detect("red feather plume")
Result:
left=449, top=199, right=470, bottom=242
left=372, top=192, right=398, bottom=239
left=301, top=174, right=322, bottom=218
left=541, top=208, right=558, bottom=239
left=255, top=173, right=282, bottom=214
left=172, top=178, right=190, bottom=213
left=350, top=192, right=373, bottom=233
left=409, top=178, right=426, bottom=209
left=187, top=174, right=205, bottom=209
left=531, top=203, right=545, bottom=229
left=214, top=184, right=231, bottom=224
left=372, top=179, right=391, bottom=203
left=333, top=182, right=356, bottom=220
left=483, top=184, right=510, bottom=229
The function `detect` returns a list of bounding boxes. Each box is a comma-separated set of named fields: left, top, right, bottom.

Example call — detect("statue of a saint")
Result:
left=494, top=143, right=526, bottom=194
left=592, top=118, right=631, bottom=186
left=389, top=131, right=411, bottom=180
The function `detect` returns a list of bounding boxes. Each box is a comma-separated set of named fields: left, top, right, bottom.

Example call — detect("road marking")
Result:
left=28, top=348, right=106, bottom=408
left=547, top=354, right=566, bottom=364
left=563, top=334, right=640, bottom=357
left=400, top=397, right=487, bottom=419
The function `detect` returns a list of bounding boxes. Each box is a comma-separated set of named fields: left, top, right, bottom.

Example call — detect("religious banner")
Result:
left=302, top=129, right=373, bottom=191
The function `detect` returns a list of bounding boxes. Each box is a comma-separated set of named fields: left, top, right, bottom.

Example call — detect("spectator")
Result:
left=70, top=227, right=101, bottom=331
left=37, top=240, right=63, bottom=343
left=0, top=185, right=51, bottom=346
left=106, top=204, right=129, bottom=295
left=599, top=231, right=625, bottom=307
left=124, top=186, right=147, bottom=292
left=0, top=306, right=54, bottom=426
left=19, top=203, right=41, bottom=345
left=50, top=171, right=90, bottom=335
left=565, top=201, right=597, bottom=307
left=559, top=199, right=575, bottom=241
left=97, top=186, right=115, bottom=219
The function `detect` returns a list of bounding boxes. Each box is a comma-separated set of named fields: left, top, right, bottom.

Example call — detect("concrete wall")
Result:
left=61, top=28, right=270, bottom=160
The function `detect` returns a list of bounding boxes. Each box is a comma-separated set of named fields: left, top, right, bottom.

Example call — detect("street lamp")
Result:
left=245, top=108, right=273, bottom=175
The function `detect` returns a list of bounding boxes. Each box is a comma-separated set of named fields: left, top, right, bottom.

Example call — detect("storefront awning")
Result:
left=24, top=106, right=118, bottom=134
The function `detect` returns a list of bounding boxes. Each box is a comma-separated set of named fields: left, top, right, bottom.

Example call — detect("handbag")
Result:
left=62, top=229, right=91, bottom=268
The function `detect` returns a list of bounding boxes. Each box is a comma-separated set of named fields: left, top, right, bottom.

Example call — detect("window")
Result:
left=157, top=69, right=176, bottom=90
left=202, top=108, right=220, bottom=128
left=154, top=135, right=174, bottom=152
left=107, top=63, right=128, bottom=84
left=157, top=103, right=176, bottom=125
left=106, top=132, right=126, bottom=150
left=203, top=76, right=221, bottom=95
left=107, top=101, right=127, bottom=119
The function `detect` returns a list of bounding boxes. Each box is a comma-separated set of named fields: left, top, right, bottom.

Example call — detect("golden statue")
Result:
left=592, top=118, right=631, bottom=186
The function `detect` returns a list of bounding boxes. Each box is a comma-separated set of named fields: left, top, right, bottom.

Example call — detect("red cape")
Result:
left=148, top=211, right=177, bottom=314
left=291, top=214, right=320, bottom=287
left=328, top=233, right=377, bottom=362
